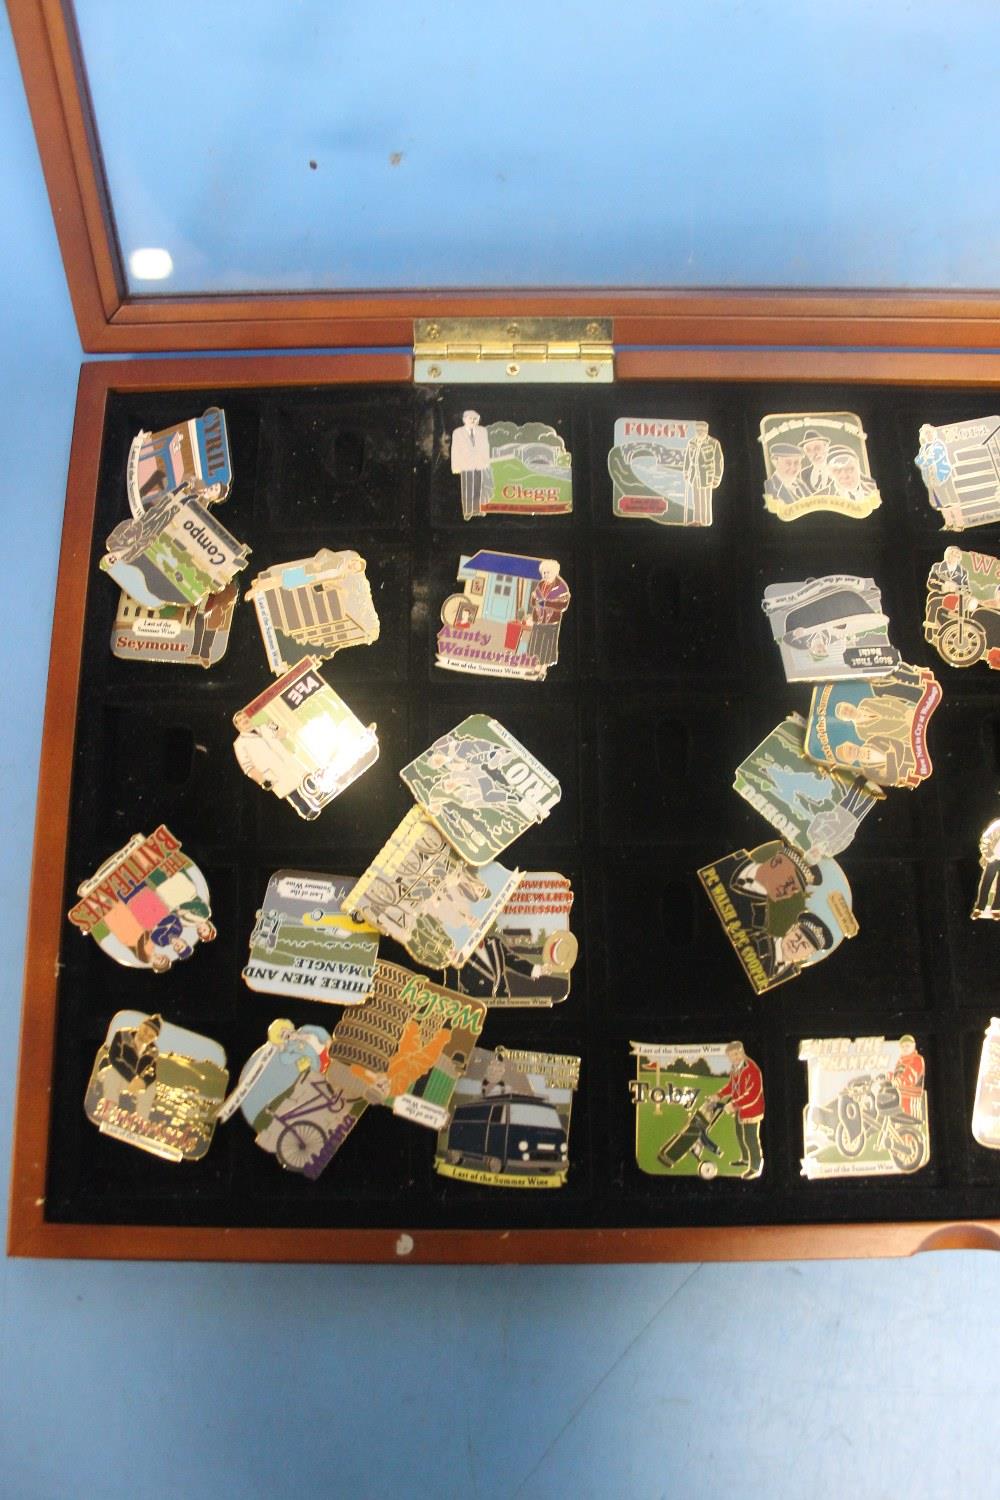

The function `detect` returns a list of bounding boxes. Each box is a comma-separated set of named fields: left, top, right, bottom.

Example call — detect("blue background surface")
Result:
left=2, top=9, right=999, bottom=1498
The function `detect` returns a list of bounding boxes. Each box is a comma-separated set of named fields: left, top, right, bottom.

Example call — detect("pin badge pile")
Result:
left=759, top=413, right=881, bottom=521
left=800, top=1036, right=929, bottom=1178
left=437, top=551, right=571, bottom=681
left=915, top=417, right=1000, bottom=531
left=450, top=412, right=572, bottom=518
left=608, top=418, right=723, bottom=526
left=630, top=1041, right=764, bottom=1180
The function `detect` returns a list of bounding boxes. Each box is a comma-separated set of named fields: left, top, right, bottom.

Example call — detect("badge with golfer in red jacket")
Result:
left=631, top=1041, right=765, bottom=1180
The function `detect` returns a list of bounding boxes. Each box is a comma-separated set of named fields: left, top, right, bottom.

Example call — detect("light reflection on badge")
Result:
left=972, top=1019, right=1000, bottom=1148
left=799, top=1035, right=929, bottom=1179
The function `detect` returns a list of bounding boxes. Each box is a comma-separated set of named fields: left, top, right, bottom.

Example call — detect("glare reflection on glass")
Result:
left=128, top=248, right=174, bottom=281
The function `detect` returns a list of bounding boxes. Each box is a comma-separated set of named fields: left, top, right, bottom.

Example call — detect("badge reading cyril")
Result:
left=246, top=549, right=379, bottom=674
left=804, top=664, right=942, bottom=789
left=437, top=551, right=571, bottom=682
left=127, top=406, right=233, bottom=514
left=68, top=827, right=215, bottom=972
left=111, top=582, right=238, bottom=669
left=800, top=1035, right=929, bottom=1178
left=759, top=412, right=880, bottom=521
left=446, top=873, right=577, bottom=1006
left=631, top=1041, right=764, bottom=1180
left=698, top=839, right=858, bottom=996
left=434, top=1046, right=580, bottom=1187
left=762, top=576, right=899, bottom=683
left=915, top=417, right=1000, bottom=531
left=233, top=658, right=379, bottom=820
left=608, top=417, right=723, bottom=526
left=450, top=412, right=572, bottom=518
left=924, top=547, right=1000, bottom=670
left=401, top=714, right=561, bottom=865
left=101, top=492, right=250, bottom=610
left=85, top=1011, right=227, bottom=1162
left=243, top=871, right=378, bottom=1003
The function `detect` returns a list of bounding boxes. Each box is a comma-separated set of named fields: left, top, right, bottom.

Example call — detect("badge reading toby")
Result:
left=800, top=1035, right=929, bottom=1178
left=608, top=417, right=723, bottom=526
left=631, top=1041, right=764, bottom=1180
left=127, top=407, right=233, bottom=515
left=803, top=663, right=942, bottom=789
left=436, top=551, right=571, bottom=682
left=450, top=413, right=572, bottom=518
left=759, top=412, right=880, bottom=521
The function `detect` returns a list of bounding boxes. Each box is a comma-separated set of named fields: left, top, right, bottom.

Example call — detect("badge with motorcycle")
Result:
left=242, top=870, right=379, bottom=1003
left=759, top=412, right=881, bottom=521
left=246, top=548, right=380, bottom=674
left=698, top=838, right=858, bottom=996
left=915, top=416, right=1000, bottom=531
left=450, top=413, right=572, bottom=519
left=923, top=547, right=1000, bottom=671
left=445, top=873, right=577, bottom=1006
left=762, top=576, right=900, bottom=683
left=803, top=664, right=942, bottom=790
left=972, top=1018, right=1000, bottom=1149
left=800, top=1035, right=930, bottom=1178
left=436, top=551, right=571, bottom=682
left=607, top=417, right=723, bottom=527
left=127, top=406, right=233, bottom=514
left=630, top=1041, right=765, bottom=1180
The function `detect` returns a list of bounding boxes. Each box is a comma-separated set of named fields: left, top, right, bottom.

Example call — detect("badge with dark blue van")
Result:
left=434, top=1045, right=580, bottom=1187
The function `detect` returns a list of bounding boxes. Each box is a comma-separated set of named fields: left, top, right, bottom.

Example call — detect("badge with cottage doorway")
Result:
left=631, top=1041, right=764, bottom=1180
left=436, top=551, right=571, bottom=682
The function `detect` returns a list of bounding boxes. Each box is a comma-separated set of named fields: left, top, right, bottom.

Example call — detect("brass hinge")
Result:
left=414, top=317, right=614, bottom=383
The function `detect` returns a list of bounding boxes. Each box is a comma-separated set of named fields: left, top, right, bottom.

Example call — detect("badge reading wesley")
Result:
left=762, top=576, right=899, bottom=682
left=69, top=827, right=215, bottom=972
left=111, top=582, right=238, bottom=668
left=401, top=715, right=561, bottom=865
left=759, top=413, right=880, bottom=521
left=447, top=873, right=576, bottom=1006
left=800, top=1035, right=929, bottom=1178
left=972, top=1019, right=1000, bottom=1149
left=916, top=417, right=1000, bottom=531
left=344, top=808, right=522, bottom=970
left=608, top=417, right=723, bottom=526
left=972, top=819, right=1000, bottom=920
left=734, top=714, right=883, bottom=861
left=437, top=552, right=571, bottom=682
left=246, top=549, right=379, bottom=674
left=924, top=547, right=1000, bottom=670
left=243, top=871, right=378, bottom=1003
left=434, top=1046, right=580, bottom=1187
left=84, top=1011, right=227, bottom=1162
left=233, top=658, right=378, bottom=821
left=698, top=839, right=857, bottom=996
left=101, top=493, right=250, bottom=611
left=631, top=1041, right=764, bottom=1180
left=803, top=664, right=942, bottom=789
left=451, top=413, right=572, bottom=518
left=127, top=407, right=233, bottom=514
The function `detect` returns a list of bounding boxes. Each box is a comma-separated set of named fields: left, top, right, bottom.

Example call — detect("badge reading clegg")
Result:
left=437, top=551, right=571, bottom=682
left=762, top=576, right=899, bottom=683
left=127, top=406, right=233, bottom=515
left=85, top=1011, right=227, bottom=1162
left=246, top=549, right=379, bottom=675
left=101, top=492, right=250, bottom=611
left=243, top=871, right=378, bottom=1003
left=803, top=664, right=941, bottom=789
left=68, top=827, right=216, bottom=972
left=233, top=658, right=378, bottom=821
left=698, top=839, right=858, bottom=996
left=111, top=582, right=238, bottom=668
left=450, top=412, right=572, bottom=519
left=924, top=547, right=1000, bottom=671
left=631, top=1041, right=764, bottom=1180
left=401, top=715, right=561, bottom=865
left=759, top=412, right=880, bottom=521
left=434, top=1046, right=580, bottom=1188
left=800, top=1035, right=929, bottom=1179
left=446, top=873, right=577, bottom=1007
left=608, top=417, right=723, bottom=526
left=915, top=416, right=1000, bottom=531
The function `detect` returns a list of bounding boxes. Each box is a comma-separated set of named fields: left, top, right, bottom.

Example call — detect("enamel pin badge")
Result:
left=400, top=715, right=561, bottom=865
left=972, top=819, right=1000, bottom=920
left=972, top=1019, right=1000, bottom=1148
left=243, top=871, right=378, bottom=1003
left=68, top=827, right=215, bottom=972
left=924, top=547, right=1000, bottom=670
left=803, top=663, right=942, bottom=789
left=915, top=417, right=1000, bottom=531
left=762, top=576, right=899, bottom=682
left=127, top=407, right=233, bottom=514
left=101, top=492, right=250, bottom=610
left=344, top=807, right=522, bottom=970
left=111, top=582, right=238, bottom=668
left=800, top=1035, right=929, bottom=1178
left=437, top=551, right=571, bottom=682
left=631, top=1041, right=764, bottom=1180
left=233, top=658, right=378, bottom=820
left=734, top=714, right=883, bottom=861
left=759, top=413, right=881, bottom=521
left=450, top=413, right=572, bottom=518
left=608, top=418, right=723, bottom=526
left=446, top=873, right=577, bottom=1006
left=698, top=839, right=858, bottom=995
left=434, top=1046, right=580, bottom=1187
left=85, top=1011, right=227, bottom=1162
left=246, top=549, right=379, bottom=674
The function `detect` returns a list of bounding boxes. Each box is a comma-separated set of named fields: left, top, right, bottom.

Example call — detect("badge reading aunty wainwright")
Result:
left=111, top=582, right=238, bottom=668
left=762, top=576, right=899, bottom=683
left=127, top=407, right=233, bottom=515
left=400, top=714, right=560, bottom=865
left=437, top=551, right=571, bottom=682
left=608, top=417, right=723, bottom=526
left=68, top=827, right=216, bottom=973
left=84, top=1011, right=227, bottom=1162
left=101, top=492, right=250, bottom=610
left=246, top=549, right=379, bottom=674
left=451, top=413, right=572, bottom=519
left=759, top=413, right=880, bottom=521
left=698, top=839, right=858, bottom=996
left=915, top=416, right=1000, bottom=531
left=446, top=873, right=577, bottom=1007
left=800, top=1035, right=929, bottom=1179
left=924, top=547, right=1000, bottom=671
left=631, top=1041, right=764, bottom=1180
left=243, top=871, right=378, bottom=1003
left=734, top=714, right=883, bottom=862
left=803, top=663, right=942, bottom=789
left=434, top=1046, right=580, bottom=1187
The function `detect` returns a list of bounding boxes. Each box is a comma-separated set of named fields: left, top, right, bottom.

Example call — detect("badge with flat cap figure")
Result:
left=450, top=412, right=572, bottom=518
left=971, top=818, right=1000, bottom=920
left=437, top=551, right=570, bottom=681
left=762, top=576, right=899, bottom=683
left=608, top=418, right=723, bottom=526
left=915, top=417, right=1000, bottom=531
left=111, top=582, right=238, bottom=668
left=630, top=1041, right=764, bottom=1180
left=924, top=547, right=1000, bottom=671
left=68, top=827, right=215, bottom=972
left=759, top=413, right=881, bottom=521
left=698, top=838, right=858, bottom=996
left=972, top=1019, right=1000, bottom=1149
left=101, top=492, right=250, bottom=610
left=446, top=873, right=577, bottom=1007
left=84, top=1011, right=228, bottom=1162
left=804, top=663, right=942, bottom=789
left=243, top=871, right=378, bottom=1003
left=246, top=549, right=379, bottom=674
left=800, top=1035, right=929, bottom=1178
left=127, top=407, right=233, bottom=515
left=434, top=1046, right=580, bottom=1187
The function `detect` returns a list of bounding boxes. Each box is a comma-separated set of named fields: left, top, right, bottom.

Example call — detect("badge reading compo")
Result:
left=436, top=551, right=571, bottom=682
left=434, top=1046, right=580, bottom=1188
left=800, top=1035, right=929, bottom=1179
left=450, top=413, right=572, bottom=519
left=608, top=417, right=723, bottom=526
left=101, top=492, right=250, bottom=610
left=759, top=412, right=881, bottom=521
left=631, top=1041, right=764, bottom=1180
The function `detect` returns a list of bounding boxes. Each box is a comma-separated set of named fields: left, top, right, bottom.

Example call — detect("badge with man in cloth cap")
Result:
left=759, top=411, right=881, bottom=521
